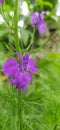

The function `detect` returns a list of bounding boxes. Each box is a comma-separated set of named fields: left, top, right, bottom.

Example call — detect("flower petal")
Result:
left=15, top=72, right=29, bottom=88
left=9, top=77, right=16, bottom=86
left=28, top=58, right=38, bottom=73
left=37, top=22, right=46, bottom=35
left=2, top=58, right=19, bottom=77
left=14, top=52, right=23, bottom=63
left=24, top=53, right=30, bottom=60
left=30, top=13, right=37, bottom=27
left=29, top=58, right=36, bottom=66
left=40, top=11, right=45, bottom=20
left=26, top=72, right=33, bottom=84
left=22, top=87, right=27, bottom=92
left=29, top=66, right=38, bottom=73
left=15, top=71, right=32, bottom=92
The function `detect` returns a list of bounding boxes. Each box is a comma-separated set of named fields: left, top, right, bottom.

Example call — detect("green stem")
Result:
left=54, top=125, right=57, bottom=130
left=14, top=0, right=22, bottom=130
left=27, top=27, right=35, bottom=51
left=14, top=0, right=20, bottom=52
left=18, top=89, right=22, bottom=130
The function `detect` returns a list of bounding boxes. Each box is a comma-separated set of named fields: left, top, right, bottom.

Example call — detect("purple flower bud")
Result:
left=2, top=53, right=38, bottom=92
left=30, top=11, right=46, bottom=35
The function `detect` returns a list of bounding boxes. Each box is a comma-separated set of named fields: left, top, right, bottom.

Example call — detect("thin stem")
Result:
left=14, top=0, right=22, bottom=130
left=27, top=27, right=35, bottom=51
left=14, top=0, right=20, bottom=52
left=54, top=124, right=57, bottom=130
left=28, top=33, right=56, bottom=54
left=18, top=89, right=22, bottom=130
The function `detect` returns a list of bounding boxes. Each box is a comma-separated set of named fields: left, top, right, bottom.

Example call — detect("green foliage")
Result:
left=5, top=0, right=15, bottom=7
left=0, top=52, right=60, bottom=130
left=34, top=0, right=53, bottom=11
left=20, top=28, right=31, bottom=46
left=0, top=0, right=60, bottom=130
left=43, top=0, right=58, bottom=10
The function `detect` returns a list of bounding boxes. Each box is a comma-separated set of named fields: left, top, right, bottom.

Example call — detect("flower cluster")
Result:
left=30, top=11, right=46, bottom=35
left=2, top=53, right=38, bottom=92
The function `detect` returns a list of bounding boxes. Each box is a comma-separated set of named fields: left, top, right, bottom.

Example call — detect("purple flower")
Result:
left=0, top=0, right=3, bottom=3
left=2, top=53, right=38, bottom=92
left=30, top=11, right=46, bottom=34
